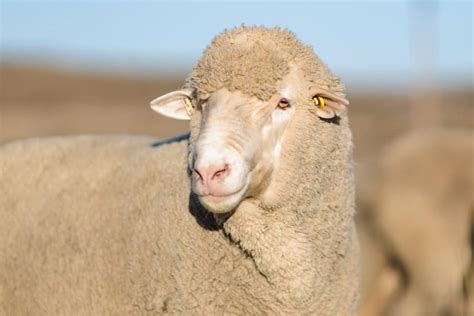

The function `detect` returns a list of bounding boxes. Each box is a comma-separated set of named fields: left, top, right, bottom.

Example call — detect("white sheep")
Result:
left=358, top=129, right=473, bottom=316
left=0, top=26, right=359, bottom=315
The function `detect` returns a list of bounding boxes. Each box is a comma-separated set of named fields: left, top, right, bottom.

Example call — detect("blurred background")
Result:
left=1, top=1, right=472, bottom=315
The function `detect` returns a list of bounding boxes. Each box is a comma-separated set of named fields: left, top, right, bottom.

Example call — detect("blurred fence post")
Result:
left=410, top=0, right=441, bottom=130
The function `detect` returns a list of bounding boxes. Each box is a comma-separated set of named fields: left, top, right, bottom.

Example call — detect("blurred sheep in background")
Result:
left=358, top=130, right=473, bottom=316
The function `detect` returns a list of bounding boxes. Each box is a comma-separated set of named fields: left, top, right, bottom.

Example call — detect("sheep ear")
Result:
left=150, top=88, right=195, bottom=120
left=310, top=87, right=349, bottom=119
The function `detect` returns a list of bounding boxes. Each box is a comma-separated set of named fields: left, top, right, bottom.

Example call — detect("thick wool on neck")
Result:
left=186, top=105, right=357, bottom=313
left=222, top=107, right=356, bottom=309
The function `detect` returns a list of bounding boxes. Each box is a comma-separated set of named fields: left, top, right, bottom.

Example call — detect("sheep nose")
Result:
left=194, top=164, right=231, bottom=191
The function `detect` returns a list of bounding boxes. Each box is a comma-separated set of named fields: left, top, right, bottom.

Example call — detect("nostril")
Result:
left=213, top=169, right=225, bottom=179
left=194, top=163, right=231, bottom=187
left=211, top=164, right=230, bottom=180
left=194, top=168, right=204, bottom=182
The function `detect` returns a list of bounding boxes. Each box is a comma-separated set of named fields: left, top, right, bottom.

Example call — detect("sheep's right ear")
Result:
left=150, top=88, right=195, bottom=120
left=310, top=86, right=349, bottom=119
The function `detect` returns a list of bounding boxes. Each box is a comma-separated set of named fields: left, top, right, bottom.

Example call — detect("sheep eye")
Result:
left=277, top=98, right=291, bottom=110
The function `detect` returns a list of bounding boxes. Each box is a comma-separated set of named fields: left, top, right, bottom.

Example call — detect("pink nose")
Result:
left=194, top=164, right=230, bottom=194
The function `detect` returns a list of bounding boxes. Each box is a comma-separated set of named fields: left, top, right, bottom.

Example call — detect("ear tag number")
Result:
left=184, top=98, right=195, bottom=116
left=312, top=95, right=326, bottom=108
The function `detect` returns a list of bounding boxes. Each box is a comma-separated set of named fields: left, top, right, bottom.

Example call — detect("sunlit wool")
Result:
left=0, top=26, right=359, bottom=315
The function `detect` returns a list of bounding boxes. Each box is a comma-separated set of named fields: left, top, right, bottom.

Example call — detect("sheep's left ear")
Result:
left=310, top=86, right=349, bottom=119
left=150, top=88, right=195, bottom=120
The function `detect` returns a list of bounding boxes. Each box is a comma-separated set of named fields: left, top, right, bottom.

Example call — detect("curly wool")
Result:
left=186, top=26, right=344, bottom=100
left=0, top=27, right=358, bottom=315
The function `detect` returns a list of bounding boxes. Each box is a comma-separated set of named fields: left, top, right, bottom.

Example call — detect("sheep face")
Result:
left=151, top=27, right=349, bottom=214
left=150, top=75, right=295, bottom=213
left=150, top=67, right=347, bottom=214
left=189, top=82, right=296, bottom=214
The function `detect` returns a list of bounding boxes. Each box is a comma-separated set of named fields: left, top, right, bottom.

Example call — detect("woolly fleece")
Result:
left=187, top=26, right=344, bottom=100
left=1, top=26, right=359, bottom=314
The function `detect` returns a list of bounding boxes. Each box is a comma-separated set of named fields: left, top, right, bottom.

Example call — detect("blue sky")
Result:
left=1, top=1, right=472, bottom=88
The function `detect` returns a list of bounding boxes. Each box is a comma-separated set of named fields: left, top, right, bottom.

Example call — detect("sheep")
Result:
left=358, top=129, right=473, bottom=316
left=0, top=26, right=359, bottom=315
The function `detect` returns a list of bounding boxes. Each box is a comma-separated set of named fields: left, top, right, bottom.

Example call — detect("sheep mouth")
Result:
left=199, top=186, right=243, bottom=197
left=197, top=185, right=248, bottom=214
left=201, top=191, right=239, bottom=202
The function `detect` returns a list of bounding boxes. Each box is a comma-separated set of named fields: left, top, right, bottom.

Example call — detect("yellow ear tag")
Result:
left=312, top=95, right=325, bottom=108
left=184, top=98, right=195, bottom=116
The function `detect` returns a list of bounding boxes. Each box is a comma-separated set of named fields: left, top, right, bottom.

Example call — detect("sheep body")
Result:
left=1, top=135, right=358, bottom=315
left=0, top=135, right=263, bottom=314
left=1, top=26, right=359, bottom=314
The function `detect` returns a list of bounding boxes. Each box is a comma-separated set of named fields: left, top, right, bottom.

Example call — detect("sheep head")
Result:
left=151, top=26, right=349, bottom=214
